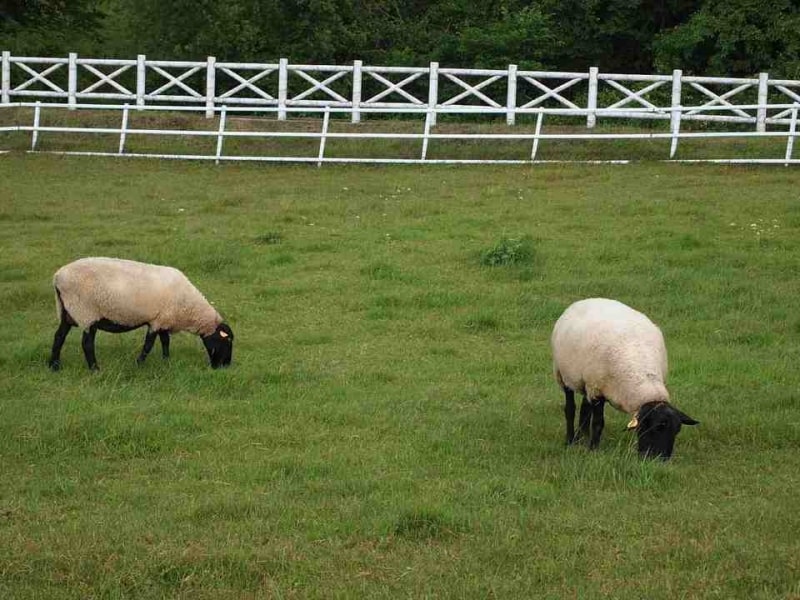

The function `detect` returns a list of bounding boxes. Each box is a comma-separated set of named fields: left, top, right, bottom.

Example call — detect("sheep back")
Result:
left=551, top=298, right=669, bottom=414
left=54, top=257, right=221, bottom=335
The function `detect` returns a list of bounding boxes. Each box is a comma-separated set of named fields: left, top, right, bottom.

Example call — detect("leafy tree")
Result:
left=2, top=0, right=799, bottom=79
left=653, top=0, right=800, bottom=77
left=537, top=0, right=700, bottom=72
left=0, top=0, right=105, bottom=54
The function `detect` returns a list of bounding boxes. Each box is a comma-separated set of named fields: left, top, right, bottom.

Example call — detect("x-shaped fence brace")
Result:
left=440, top=72, right=503, bottom=107
left=12, top=62, right=65, bottom=93
left=290, top=69, right=349, bottom=103
left=148, top=65, right=204, bottom=98
left=519, top=76, right=582, bottom=109
left=79, top=64, right=133, bottom=95
left=686, top=82, right=755, bottom=119
left=217, top=67, right=276, bottom=101
left=603, top=79, right=667, bottom=111
left=364, top=71, right=425, bottom=105
left=771, top=85, right=800, bottom=120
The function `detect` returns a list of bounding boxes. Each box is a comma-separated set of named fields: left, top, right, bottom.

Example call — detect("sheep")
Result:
left=551, top=298, right=697, bottom=459
left=48, top=257, right=234, bottom=371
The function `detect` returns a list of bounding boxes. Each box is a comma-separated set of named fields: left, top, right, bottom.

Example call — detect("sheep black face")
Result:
left=202, top=323, right=234, bottom=368
left=630, top=401, right=698, bottom=460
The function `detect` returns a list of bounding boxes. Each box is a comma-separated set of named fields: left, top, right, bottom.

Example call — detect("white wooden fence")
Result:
left=1, top=101, right=798, bottom=165
left=3, top=52, right=800, bottom=130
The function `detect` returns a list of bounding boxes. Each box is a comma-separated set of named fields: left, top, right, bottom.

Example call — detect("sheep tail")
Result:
left=54, top=284, right=64, bottom=322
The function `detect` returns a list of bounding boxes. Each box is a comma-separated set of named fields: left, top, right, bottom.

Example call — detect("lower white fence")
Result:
left=0, top=101, right=798, bottom=165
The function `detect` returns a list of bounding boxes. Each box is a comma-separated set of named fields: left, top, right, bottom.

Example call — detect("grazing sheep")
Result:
left=48, top=257, right=234, bottom=371
left=551, top=298, right=697, bottom=459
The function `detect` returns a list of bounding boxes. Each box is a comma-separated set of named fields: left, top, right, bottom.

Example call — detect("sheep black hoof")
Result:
left=136, top=356, right=147, bottom=365
left=88, top=364, right=100, bottom=372
left=48, top=360, right=61, bottom=372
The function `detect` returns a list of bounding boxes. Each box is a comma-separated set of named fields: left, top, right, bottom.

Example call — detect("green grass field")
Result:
left=1, top=152, right=799, bottom=598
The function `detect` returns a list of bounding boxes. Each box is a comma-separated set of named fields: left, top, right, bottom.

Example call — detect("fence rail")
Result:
left=3, top=52, right=800, bottom=130
left=1, top=101, right=798, bottom=165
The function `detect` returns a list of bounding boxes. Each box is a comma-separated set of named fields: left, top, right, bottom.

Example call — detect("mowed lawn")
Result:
left=1, top=154, right=799, bottom=599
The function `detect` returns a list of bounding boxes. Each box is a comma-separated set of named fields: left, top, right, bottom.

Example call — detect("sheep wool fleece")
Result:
left=551, top=298, right=669, bottom=414
left=54, top=257, right=222, bottom=336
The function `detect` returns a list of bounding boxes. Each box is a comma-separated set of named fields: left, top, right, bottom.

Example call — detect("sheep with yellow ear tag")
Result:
left=551, top=298, right=698, bottom=460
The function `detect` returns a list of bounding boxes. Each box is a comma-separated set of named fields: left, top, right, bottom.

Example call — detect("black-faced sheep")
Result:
left=551, top=298, right=697, bottom=460
left=48, top=257, right=234, bottom=371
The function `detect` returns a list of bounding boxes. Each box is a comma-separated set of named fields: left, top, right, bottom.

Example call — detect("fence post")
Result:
left=118, top=104, right=129, bottom=155
left=1, top=51, right=10, bottom=104
left=531, top=111, right=544, bottom=161
left=506, top=64, right=517, bottom=126
left=671, top=69, right=682, bottom=136
left=587, top=67, right=598, bottom=128
left=31, top=101, right=41, bottom=150
left=421, top=106, right=434, bottom=160
left=318, top=105, right=330, bottom=167
left=215, top=104, right=227, bottom=164
left=757, top=72, right=768, bottom=132
left=278, top=58, right=288, bottom=120
left=785, top=105, right=797, bottom=166
left=670, top=102, right=682, bottom=159
left=206, top=56, right=216, bottom=119
left=68, top=52, right=77, bottom=109
left=352, top=59, right=362, bottom=124
left=136, top=54, right=146, bottom=109
left=428, top=61, right=438, bottom=127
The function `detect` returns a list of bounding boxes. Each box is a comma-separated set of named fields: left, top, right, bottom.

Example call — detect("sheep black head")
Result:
left=628, top=401, right=698, bottom=460
left=202, top=323, right=234, bottom=368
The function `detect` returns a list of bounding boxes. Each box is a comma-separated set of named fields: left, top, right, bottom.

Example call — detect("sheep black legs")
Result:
left=137, top=330, right=171, bottom=364
left=563, top=388, right=576, bottom=444
left=50, top=313, right=172, bottom=371
left=81, top=325, right=99, bottom=371
left=49, top=321, right=73, bottom=371
left=589, top=398, right=606, bottom=449
left=578, top=397, right=592, bottom=441
left=563, top=389, right=606, bottom=449
left=158, top=331, right=170, bottom=359
left=137, top=330, right=171, bottom=363
left=137, top=330, right=158, bottom=364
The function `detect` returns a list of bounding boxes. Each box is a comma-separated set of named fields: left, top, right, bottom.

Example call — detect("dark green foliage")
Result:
left=0, top=0, right=105, bottom=55
left=537, top=0, right=701, bottom=72
left=653, top=0, right=800, bottom=77
left=1, top=1, right=798, bottom=77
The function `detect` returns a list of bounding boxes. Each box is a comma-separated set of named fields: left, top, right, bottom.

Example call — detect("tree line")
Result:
left=2, top=0, right=799, bottom=77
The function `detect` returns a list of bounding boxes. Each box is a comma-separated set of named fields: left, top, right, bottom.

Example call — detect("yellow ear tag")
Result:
left=626, top=416, right=639, bottom=430
left=219, top=331, right=229, bottom=338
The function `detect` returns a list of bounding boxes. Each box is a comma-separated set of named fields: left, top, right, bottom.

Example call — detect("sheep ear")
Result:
left=626, top=416, right=638, bottom=431
left=677, top=410, right=699, bottom=426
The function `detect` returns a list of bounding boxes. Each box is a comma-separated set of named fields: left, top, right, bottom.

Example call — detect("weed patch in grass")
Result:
left=480, top=235, right=536, bottom=267
left=362, top=261, right=403, bottom=281
left=463, top=311, right=502, bottom=333
left=253, top=231, right=283, bottom=245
